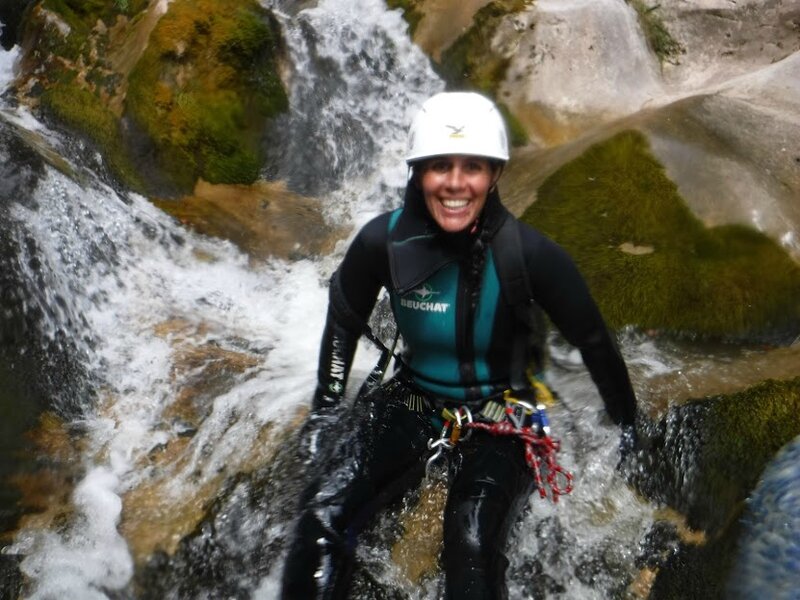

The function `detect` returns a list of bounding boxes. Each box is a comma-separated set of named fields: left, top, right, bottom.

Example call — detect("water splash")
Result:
left=4, top=164, right=334, bottom=597
left=0, top=43, right=18, bottom=92
left=266, top=0, right=443, bottom=223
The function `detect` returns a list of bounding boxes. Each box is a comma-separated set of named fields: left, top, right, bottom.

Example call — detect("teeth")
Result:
left=442, top=199, right=468, bottom=208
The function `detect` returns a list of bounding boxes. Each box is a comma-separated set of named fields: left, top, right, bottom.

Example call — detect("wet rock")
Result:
left=0, top=119, right=45, bottom=206
left=502, top=0, right=663, bottom=142
left=119, top=320, right=270, bottom=563
left=508, top=555, right=565, bottom=599
left=3, top=411, right=84, bottom=559
left=134, top=424, right=308, bottom=599
left=519, top=130, right=800, bottom=341
left=13, top=0, right=290, bottom=197
left=635, top=519, right=681, bottom=570
left=626, top=377, right=800, bottom=598
left=0, top=553, right=22, bottom=600
left=0, top=120, right=92, bottom=419
left=154, top=179, right=342, bottom=262
left=575, top=547, right=628, bottom=588
left=0, top=0, right=34, bottom=50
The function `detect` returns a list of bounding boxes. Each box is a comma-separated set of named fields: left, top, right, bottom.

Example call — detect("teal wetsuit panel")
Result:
left=390, top=251, right=502, bottom=401
left=391, top=263, right=463, bottom=399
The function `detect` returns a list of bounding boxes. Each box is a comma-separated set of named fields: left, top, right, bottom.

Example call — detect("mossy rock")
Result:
left=436, top=0, right=525, bottom=94
left=20, top=1, right=149, bottom=189
left=625, top=0, right=683, bottom=65
left=41, top=0, right=150, bottom=29
left=635, top=377, right=800, bottom=532
left=31, top=0, right=150, bottom=64
left=41, top=76, right=148, bottom=190
left=521, top=129, right=800, bottom=340
left=22, top=0, right=288, bottom=196
left=125, top=0, right=288, bottom=194
left=630, top=377, right=800, bottom=598
left=434, top=0, right=529, bottom=147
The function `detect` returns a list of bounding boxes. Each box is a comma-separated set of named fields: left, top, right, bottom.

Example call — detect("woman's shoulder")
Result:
left=356, top=209, right=401, bottom=245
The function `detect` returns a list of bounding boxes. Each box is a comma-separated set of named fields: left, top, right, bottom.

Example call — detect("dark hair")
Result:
left=466, top=219, right=492, bottom=310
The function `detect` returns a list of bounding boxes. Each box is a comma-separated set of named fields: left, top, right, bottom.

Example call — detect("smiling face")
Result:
left=418, top=155, right=499, bottom=233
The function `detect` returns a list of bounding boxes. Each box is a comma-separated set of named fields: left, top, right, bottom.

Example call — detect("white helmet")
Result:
left=405, top=92, right=509, bottom=164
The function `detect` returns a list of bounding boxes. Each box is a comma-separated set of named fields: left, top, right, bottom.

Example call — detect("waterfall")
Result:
left=0, top=2, right=664, bottom=598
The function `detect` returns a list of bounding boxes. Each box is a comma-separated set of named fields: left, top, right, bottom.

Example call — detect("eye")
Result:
left=463, top=159, right=489, bottom=173
left=428, top=159, right=452, bottom=173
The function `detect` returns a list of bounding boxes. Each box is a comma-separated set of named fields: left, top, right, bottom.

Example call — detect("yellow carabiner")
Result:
left=528, top=371, right=556, bottom=407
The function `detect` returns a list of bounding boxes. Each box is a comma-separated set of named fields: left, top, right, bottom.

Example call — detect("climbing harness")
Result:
left=424, top=384, right=573, bottom=503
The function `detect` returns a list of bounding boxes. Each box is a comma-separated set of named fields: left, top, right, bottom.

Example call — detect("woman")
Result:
left=281, top=92, right=638, bottom=599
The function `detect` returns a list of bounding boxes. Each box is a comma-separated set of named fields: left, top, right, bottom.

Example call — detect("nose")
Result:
left=444, top=165, right=466, bottom=190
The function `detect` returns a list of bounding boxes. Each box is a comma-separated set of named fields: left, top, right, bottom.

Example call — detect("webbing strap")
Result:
left=490, top=215, right=536, bottom=394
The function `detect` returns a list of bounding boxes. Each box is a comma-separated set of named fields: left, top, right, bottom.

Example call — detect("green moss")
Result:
left=521, top=130, right=800, bottom=339
left=437, top=0, right=527, bottom=96
left=125, top=0, right=288, bottom=191
left=626, top=0, right=683, bottom=64
left=41, top=0, right=134, bottom=33
left=434, top=0, right=529, bottom=147
left=31, top=4, right=87, bottom=62
left=40, top=77, right=146, bottom=190
left=703, top=378, right=800, bottom=506
left=635, top=378, right=800, bottom=597
left=497, top=102, right=529, bottom=147
left=42, top=0, right=149, bottom=27
left=384, top=0, right=425, bottom=36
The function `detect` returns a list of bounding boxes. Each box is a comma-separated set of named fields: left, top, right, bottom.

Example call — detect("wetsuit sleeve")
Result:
left=524, top=231, right=637, bottom=426
left=313, top=216, right=388, bottom=411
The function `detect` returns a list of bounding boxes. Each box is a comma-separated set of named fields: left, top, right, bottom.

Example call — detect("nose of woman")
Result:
left=444, top=165, right=467, bottom=191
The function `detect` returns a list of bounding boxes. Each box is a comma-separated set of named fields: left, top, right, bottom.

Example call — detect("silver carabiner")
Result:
left=425, top=423, right=453, bottom=478
left=425, top=438, right=453, bottom=477
left=454, top=405, right=474, bottom=442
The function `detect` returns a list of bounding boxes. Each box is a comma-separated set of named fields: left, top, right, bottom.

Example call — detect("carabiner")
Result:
left=425, top=422, right=453, bottom=478
left=454, top=406, right=474, bottom=443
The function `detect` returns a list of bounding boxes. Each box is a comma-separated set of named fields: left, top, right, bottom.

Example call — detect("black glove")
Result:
left=312, top=382, right=342, bottom=412
left=298, top=405, right=338, bottom=464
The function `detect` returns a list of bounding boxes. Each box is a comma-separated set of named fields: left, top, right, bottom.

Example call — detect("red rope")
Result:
left=465, top=421, right=573, bottom=502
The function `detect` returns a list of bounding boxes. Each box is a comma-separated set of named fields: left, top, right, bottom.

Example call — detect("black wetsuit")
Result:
left=281, top=185, right=637, bottom=599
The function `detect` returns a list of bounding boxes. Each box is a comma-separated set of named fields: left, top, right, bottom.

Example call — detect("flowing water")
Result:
left=0, top=1, right=791, bottom=598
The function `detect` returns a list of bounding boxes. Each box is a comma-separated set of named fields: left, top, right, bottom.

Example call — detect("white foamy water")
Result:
left=5, top=163, right=337, bottom=598
left=0, top=44, right=18, bottom=92
left=271, top=0, right=443, bottom=229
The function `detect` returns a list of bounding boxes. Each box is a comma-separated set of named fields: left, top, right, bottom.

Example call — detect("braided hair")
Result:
left=465, top=219, right=492, bottom=311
